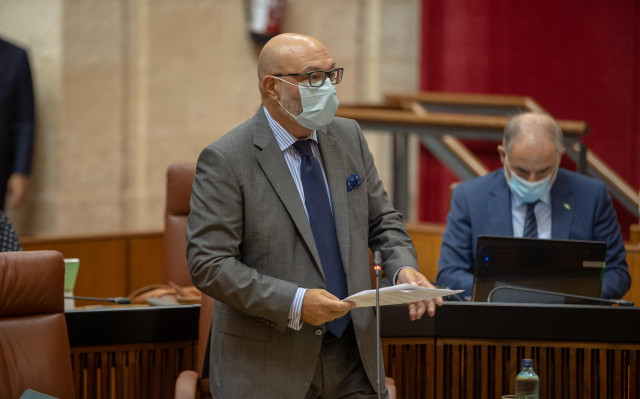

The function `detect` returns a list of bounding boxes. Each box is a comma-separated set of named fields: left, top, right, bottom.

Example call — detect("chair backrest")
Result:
left=0, top=250, right=75, bottom=399
left=164, top=163, right=197, bottom=286
left=165, top=163, right=214, bottom=390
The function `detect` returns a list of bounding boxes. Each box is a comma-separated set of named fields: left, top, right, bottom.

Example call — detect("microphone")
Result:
left=373, top=251, right=382, bottom=399
left=487, top=285, right=634, bottom=306
left=64, top=295, right=131, bottom=304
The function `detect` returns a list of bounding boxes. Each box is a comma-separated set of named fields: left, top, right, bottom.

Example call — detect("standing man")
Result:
left=187, top=33, right=442, bottom=398
left=437, top=112, right=630, bottom=300
left=0, top=37, right=35, bottom=210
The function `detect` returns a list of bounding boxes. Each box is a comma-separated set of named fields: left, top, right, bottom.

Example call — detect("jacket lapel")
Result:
left=489, top=171, right=514, bottom=236
left=550, top=169, right=574, bottom=239
left=317, top=129, right=350, bottom=269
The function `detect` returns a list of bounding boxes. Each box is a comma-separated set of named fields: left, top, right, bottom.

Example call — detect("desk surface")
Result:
left=65, top=304, right=199, bottom=347
left=381, top=302, right=640, bottom=342
left=65, top=302, right=640, bottom=347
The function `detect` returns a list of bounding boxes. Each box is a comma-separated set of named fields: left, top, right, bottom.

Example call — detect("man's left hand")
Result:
left=397, top=267, right=443, bottom=320
left=7, top=173, right=28, bottom=208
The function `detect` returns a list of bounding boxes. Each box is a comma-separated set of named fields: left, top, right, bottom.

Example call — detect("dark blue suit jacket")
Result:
left=0, top=38, right=35, bottom=210
left=436, top=168, right=630, bottom=299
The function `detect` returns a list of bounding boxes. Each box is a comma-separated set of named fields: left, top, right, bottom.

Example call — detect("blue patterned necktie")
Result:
left=523, top=201, right=539, bottom=238
left=293, top=139, right=349, bottom=337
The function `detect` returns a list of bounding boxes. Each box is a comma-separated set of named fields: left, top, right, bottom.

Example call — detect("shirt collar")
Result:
left=263, top=107, right=317, bottom=152
left=510, top=188, right=551, bottom=209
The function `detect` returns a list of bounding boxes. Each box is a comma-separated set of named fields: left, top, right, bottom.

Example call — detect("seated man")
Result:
left=436, top=112, right=630, bottom=300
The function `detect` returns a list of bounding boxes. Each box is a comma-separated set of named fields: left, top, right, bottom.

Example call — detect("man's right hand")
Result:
left=300, top=289, right=355, bottom=326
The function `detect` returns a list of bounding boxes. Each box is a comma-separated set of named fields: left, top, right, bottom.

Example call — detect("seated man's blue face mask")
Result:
left=504, top=156, right=555, bottom=203
left=275, top=77, right=339, bottom=130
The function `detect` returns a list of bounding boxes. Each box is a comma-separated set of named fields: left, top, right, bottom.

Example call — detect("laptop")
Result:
left=471, top=235, right=606, bottom=304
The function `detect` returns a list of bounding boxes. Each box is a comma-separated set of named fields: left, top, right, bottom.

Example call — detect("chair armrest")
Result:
left=386, top=377, right=397, bottom=399
left=175, top=370, right=199, bottom=399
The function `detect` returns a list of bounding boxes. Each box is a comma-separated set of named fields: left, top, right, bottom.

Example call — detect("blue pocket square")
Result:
left=346, top=174, right=362, bottom=192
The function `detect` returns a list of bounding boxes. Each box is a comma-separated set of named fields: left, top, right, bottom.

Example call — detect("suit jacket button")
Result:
left=314, top=328, right=323, bottom=336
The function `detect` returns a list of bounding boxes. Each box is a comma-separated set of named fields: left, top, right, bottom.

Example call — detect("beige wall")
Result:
left=0, top=0, right=420, bottom=236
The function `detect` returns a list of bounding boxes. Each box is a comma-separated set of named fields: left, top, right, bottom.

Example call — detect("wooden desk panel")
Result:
left=381, top=303, right=640, bottom=399
left=623, top=244, right=640, bottom=306
left=65, top=305, right=199, bottom=399
left=71, top=342, right=195, bottom=399
left=383, top=338, right=640, bottom=399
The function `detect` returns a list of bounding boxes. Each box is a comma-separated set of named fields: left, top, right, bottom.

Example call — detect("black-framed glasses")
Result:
left=273, top=67, right=343, bottom=87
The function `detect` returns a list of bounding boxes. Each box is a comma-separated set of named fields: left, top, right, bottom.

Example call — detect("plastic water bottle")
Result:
left=515, top=358, right=539, bottom=399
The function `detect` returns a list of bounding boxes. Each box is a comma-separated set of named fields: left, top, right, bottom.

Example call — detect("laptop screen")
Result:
left=471, top=235, right=606, bottom=304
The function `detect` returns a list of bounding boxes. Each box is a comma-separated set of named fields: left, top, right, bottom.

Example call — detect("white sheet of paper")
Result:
left=343, top=283, right=463, bottom=308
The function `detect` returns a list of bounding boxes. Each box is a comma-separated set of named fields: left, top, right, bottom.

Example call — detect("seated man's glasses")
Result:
left=273, top=68, right=343, bottom=87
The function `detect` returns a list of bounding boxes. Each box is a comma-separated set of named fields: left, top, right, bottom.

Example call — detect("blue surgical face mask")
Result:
left=504, top=157, right=554, bottom=203
left=275, top=77, right=339, bottom=130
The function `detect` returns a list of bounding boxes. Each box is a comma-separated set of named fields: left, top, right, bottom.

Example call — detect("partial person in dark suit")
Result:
left=437, top=112, right=630, bottom=300
left=187, top=33, right=442, bottom=398
left=0, top=37, right=35, bottom=211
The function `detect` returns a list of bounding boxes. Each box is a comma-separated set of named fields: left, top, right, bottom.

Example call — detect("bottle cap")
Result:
left=522, top=358, right=533, bottom=367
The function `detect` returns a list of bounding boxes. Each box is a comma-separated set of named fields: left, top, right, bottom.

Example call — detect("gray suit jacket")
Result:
left=186, top=107, right=417, bottom=398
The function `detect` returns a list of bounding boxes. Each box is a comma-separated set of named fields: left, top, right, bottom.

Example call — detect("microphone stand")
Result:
left=64, top=295, right=131, bottom=304
left=373, top=251, right=382, bottom=399
left=487, top=285, right=634, bottom=306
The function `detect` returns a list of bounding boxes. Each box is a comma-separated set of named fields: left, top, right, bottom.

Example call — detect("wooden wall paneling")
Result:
left=128, top=233, right=164, bottom=291
left=631, top=224, right=639, bottom=244
left=21, top=226, right=640, bottom=304
left=21, top=236, right=129, bottom=304
left=21, top=231, right=165, bottom=304
left=406, top=223, right=445, bottom=281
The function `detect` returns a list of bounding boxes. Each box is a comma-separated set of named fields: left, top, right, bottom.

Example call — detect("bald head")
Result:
left=503, top=112, right=564, bottom=156
left=258, top=33, right=329, bottom=82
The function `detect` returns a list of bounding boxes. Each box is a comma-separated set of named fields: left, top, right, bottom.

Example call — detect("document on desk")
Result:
left=343, top=284, right=463, bottom=307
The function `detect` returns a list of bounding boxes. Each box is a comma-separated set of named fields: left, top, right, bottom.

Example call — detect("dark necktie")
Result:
left=293, top=139, right=349, bottom=337
left=523, top=201, right=539, bottom=238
